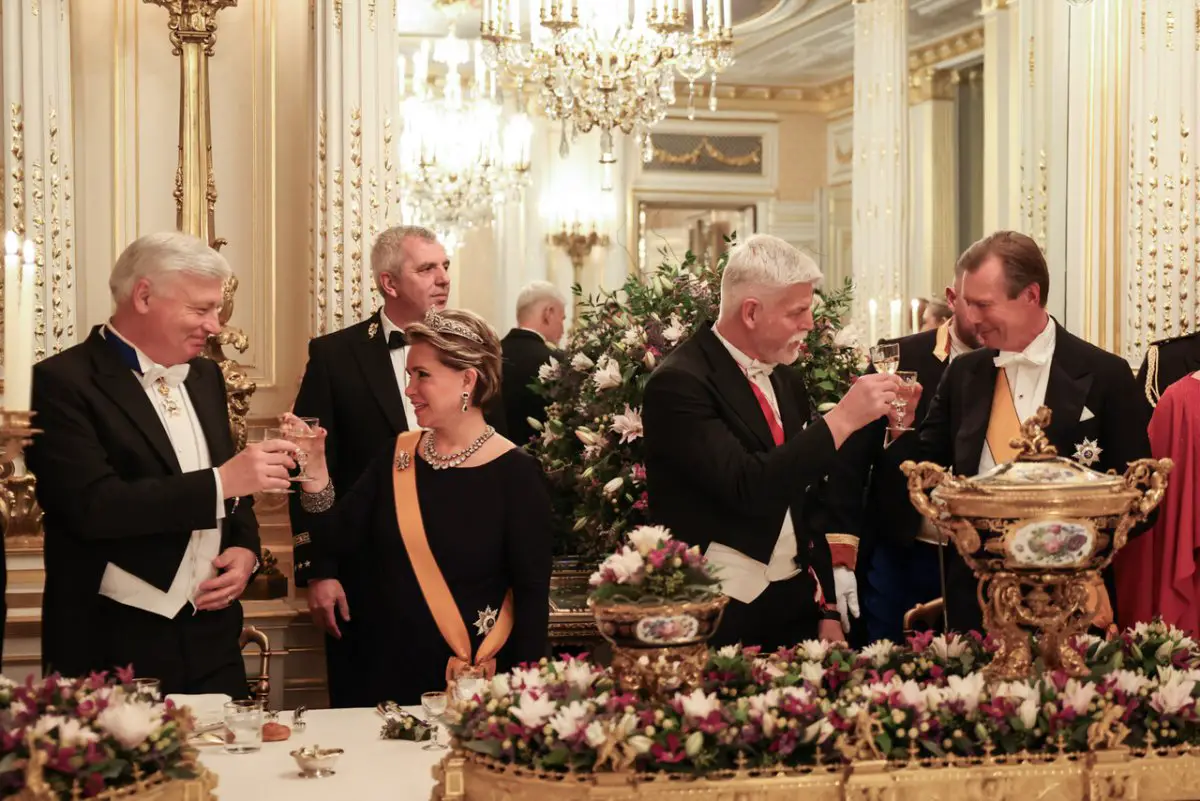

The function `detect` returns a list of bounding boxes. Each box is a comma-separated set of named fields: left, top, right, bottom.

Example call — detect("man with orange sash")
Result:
left=879, top=231, right=1151, bottom=634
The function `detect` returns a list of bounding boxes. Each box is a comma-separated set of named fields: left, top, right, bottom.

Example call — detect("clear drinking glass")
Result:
left=421, top=691, right=449, bottom=751
left=223, top=700, right=264, bottom=754
left=132, top=677, right=161, bottom=700
left=246, top=426, right=291, bottom=494
left=869, top=343, right=900, bottom=375
left=282, top=416, right=320, bottom=482
left=892, top=370, right=918, bottom=432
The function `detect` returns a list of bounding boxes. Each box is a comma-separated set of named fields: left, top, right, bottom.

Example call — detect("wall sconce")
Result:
left=547, top=220, right=610, bottom=320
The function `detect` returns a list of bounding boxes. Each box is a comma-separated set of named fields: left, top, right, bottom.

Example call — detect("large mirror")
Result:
left=636, top=201, right=758, bottom=274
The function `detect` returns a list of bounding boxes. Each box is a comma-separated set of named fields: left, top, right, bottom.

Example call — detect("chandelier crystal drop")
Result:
left=398, top=7, right=533, bottom=246
left=481, top=0, right=735, bottom=166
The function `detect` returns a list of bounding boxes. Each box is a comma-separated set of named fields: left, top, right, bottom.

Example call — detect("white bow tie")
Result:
left=745, top=361, right=775, bottom=381
left=994, top=350, right=1048, bottom=369
left=140, top=364, right=191, bottom=390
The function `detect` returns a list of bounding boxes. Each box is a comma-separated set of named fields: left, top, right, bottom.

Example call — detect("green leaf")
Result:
left=540, top=746, right=571, bottom=768
left=465, top=739, right=503, bottom=758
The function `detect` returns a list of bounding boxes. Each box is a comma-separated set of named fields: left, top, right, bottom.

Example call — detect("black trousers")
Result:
left=82, top=595, right=250, bottom=698
left=710, top=572, right=821, bottom=652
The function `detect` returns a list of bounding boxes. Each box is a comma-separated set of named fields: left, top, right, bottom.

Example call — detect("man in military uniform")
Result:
left=1137, top=331, right=1200, bottom=414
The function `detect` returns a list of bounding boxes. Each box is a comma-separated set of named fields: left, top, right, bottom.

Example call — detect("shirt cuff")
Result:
left=212, top=467, right=227, bottom=521
left=826, top=533, right=859, bottom=571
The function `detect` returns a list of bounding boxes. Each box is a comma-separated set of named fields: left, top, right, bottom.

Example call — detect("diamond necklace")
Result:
left=421, top=425, right=496, bottom=470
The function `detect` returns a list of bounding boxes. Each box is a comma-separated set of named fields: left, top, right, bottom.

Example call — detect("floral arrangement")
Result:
left=588, top=525, right=720, bottom=605
left=532, top=244, right=865, bottom=559
left=0, top=669, right=196, bottom=798
left=447, top=621, right=1200, bottom=774
left=379, top=709, right=434, bottom=742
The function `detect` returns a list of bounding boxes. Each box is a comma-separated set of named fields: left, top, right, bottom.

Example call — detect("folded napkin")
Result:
left=166, top=693, right=232, bottom=726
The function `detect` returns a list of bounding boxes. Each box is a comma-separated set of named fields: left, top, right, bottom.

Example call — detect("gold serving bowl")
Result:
left=901, top=406, right=1172, bottom=680
left=289, top=745, right=343, bottom=778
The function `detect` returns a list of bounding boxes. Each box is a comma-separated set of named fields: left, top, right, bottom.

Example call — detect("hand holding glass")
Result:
left=280, top=416, right=320, bottom=482
left=246, top=427, right=292, bottom=494
left=869, top=343, right=900, bottom=375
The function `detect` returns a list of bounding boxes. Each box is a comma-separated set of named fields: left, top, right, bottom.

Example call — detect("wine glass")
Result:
left=281, top=416, right=320, bottom=482
left=869, top=343, right=900, bottom=375
left=420, top=691, right=449, bottom=751
left=892, top=371, right=918, bottom=432
left=246, top=426, right=292, bottom=494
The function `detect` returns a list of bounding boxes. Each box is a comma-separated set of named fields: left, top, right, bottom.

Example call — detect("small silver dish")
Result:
left=290, top=745, right=343, bottom=778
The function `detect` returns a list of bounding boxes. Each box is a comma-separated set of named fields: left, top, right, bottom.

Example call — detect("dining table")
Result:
left=195, top=707, right=445, bottom=801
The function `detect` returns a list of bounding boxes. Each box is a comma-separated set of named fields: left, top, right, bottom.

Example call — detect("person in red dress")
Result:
left=1114, top=372, right=1200, bottom=633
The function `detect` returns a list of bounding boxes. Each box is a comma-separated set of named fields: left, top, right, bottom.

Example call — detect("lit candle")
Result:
left=889, top=298, right=901, bottom=339
left=910, top=298, right=920, bottom=334
left=867, top=298, right=878, bottom=345
left=722, top=0, right=731, bottom=30
left=692, top=0, right=702, bottom=31
left=7, top=239, right=34, bottom=411
left=3, top=231, right=19, bottom=409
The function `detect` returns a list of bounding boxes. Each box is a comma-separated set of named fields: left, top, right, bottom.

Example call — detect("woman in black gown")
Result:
left=290, top=309, right=553, bottom=705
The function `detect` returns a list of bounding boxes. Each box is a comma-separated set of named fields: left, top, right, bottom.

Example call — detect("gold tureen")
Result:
left=901, top=406, right=1172, bottom=680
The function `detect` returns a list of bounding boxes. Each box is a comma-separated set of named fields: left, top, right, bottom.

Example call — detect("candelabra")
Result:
left=0, top=411, right=41, bottom=545
left=143, top=0, right=255, bottom=449
left=548, top=222, right=610, bottom=320
left=481, top=0, right=735, bottom=168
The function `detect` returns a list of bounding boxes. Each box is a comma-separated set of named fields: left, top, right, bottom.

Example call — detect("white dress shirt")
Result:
left=705, top=326, right=801, bottom=604
left=379, top=311, right=422, bottom=431
left=978, top=317, right=1056, bottom=474
left=98, top=325, right=227, bottom=618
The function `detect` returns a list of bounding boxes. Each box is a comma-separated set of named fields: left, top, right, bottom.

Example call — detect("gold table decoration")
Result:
left=0, top=409, right=41, bottom=546
left=589, top=594, right=728, bottom=700
left=432, top=747, right=1200, bottom=801
left=901, top=406, right=1172, bottom=681
left=142, top=0, right=255, bottom=449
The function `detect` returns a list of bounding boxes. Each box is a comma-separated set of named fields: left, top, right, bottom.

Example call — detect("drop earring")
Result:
left=461, top=392, right=469, bottom=413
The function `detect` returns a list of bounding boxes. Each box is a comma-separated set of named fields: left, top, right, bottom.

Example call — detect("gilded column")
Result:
left=312, top=0, right=402, bottom=336
left=1125, top=0, right=1200, bottom=360
left=908, top=66, right=959, bottom=300
left=0, top=0, right=80, bottom=364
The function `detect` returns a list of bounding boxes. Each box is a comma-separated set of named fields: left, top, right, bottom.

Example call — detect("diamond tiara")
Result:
left=423, top=311, right=484, bottom=344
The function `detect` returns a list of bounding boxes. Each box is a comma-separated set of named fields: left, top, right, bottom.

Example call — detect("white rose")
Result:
left=96, top=700, right=163, bottom=749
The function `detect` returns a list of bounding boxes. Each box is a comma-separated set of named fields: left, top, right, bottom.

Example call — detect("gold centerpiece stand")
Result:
left=431, top=408, right=1200, bottom=801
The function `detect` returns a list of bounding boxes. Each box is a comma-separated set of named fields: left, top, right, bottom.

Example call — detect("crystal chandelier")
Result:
left=399, top=7, right=533, bottom=247
left=480, top=0, right=734, bottom=174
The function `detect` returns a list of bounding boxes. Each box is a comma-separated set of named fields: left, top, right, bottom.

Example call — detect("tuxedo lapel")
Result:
left=1043, top=326, right=1093, bottom=453
left=85, top=328, right=181, bottom=474
left=957, top=352, right=997, bottom=474
left=353, top=311, right=407, bottom=434
left=184, top=362, right=233, bottom=464
left=695, top=327, right=774, bottom=449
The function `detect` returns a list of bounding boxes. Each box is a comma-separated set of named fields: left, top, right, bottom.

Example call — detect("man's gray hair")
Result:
left=515, top=280, right=565, bottom=322
left=719, top=234, right=823, bottom=315
left=371, top=225, right=439, bottom=289
left=109, top=232, right=232, bottom=303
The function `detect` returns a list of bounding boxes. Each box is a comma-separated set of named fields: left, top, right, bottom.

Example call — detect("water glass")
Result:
left=282, top=416, right=320, bottom=482
left=132, top=677, right=161, bottom=700
left=246, top=426, right=291, bottom=494
left=421, top=691, right=449, bottom=751
left=223, top=700, right=264, bottom=754
left=892, top=370, right=918, bottom=432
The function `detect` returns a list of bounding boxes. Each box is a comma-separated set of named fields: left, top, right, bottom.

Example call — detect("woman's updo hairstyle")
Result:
left=405, top=308, right=503, bottom=408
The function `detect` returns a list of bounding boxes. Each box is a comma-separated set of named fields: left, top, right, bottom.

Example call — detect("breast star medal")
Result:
left=1074, top=437, right=1102, bottom=467
left=474, top=606, right=498, bottom=636
left=394, top=450, right=412, bottom=471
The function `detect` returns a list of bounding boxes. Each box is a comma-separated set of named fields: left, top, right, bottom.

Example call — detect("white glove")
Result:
left=833, top=566, right=860, bottom=634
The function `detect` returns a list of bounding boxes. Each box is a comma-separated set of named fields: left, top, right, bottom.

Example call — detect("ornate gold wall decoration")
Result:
left=143, top=0, right=254, bottom=448
left=906, top=27, right=984, bottom=74
left=349, top=106, right=363, bottom=323
left=648, top=135, right=762, bottom=169
left=10, top=102, right=26, bottom=237
left=316, top=109, right=328, bottom=336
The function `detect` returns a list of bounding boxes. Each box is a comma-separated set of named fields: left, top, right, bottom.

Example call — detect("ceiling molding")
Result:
left=907, top=25, right=985, bottom=71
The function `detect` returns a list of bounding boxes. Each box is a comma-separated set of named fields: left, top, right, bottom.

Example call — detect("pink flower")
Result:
left=633, top=492, right=649, bottom=511
left=631, top=464, right=647, bottom=482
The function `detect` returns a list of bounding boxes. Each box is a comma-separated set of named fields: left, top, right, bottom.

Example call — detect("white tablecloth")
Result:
left=197, top=708, right=444, bottom=801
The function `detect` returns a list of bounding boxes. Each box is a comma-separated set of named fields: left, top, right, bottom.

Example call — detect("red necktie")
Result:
left=747, top=377, right=784, bottom=446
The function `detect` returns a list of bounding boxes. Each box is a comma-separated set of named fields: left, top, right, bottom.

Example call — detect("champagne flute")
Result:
left=420, top=691, right=449, bottom=751
left=282, top=416, right=320, bottom=482
left=892, top=370, right=918, bottom=432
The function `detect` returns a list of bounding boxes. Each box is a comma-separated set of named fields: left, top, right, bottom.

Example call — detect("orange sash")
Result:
left=985, top=369, right=1022, bottom=464
left=391, top=431, right=514, bottom=688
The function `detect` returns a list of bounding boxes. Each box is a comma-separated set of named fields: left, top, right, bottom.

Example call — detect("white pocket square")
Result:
left=1080, top=406, right=1095, bottom=422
